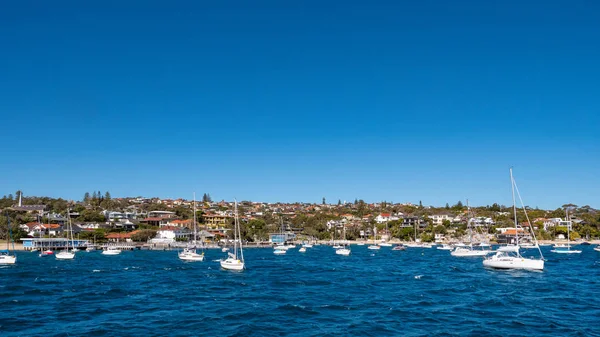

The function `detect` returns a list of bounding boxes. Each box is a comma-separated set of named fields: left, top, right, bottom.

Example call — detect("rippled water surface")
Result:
left=1, top=246, right=600, bottom=336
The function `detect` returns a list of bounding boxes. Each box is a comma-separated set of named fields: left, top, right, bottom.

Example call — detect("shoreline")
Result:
left=3, top=240, right=599, bottom=252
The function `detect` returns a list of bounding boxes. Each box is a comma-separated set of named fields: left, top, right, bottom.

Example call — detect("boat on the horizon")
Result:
left=551, top=209, right=581, bottom=254
left=451, top=200, right=492, bottom=257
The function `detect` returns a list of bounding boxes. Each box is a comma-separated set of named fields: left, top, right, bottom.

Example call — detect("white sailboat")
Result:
left=179, top=193, right=205, bottom=261
left=86, top=235, right=97, bottom=252
left=451, top=200, right=491, bottom=257
left=336, top=223, right=351, bottom=256
left=37, top=216, right=53, bottom=257
left=550, top=209, right=581, bottom=254
left=274, top=216, right=288, bottom=255
left=483, top=168, right=545, bottom=271
left=368, top=226, right=381, bottom=250
left=436, top=244, right=453, bottom=250
left=405, top=221, right=430, bottom=248
left=220, top=200, right=245, bottom=271
left=0, top=214, right=17, bottom=265
left=56, top=208, right=75, bottom=260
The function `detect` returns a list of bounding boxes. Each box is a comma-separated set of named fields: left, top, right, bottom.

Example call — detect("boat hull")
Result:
left=0, top=255, right=16, bottom=264
left=483, top=257, right=544, bottom=271
left=179, top=252, right=205, bottom=261
left=273, top=249, right=286, bottom=255
left=367, top=245, right=380, bottom=250
left=451, top=248, right=491, bottom=257
left=102, top=250, right=122, bottom=255
left=220, top=258, right=244, bottom=271
left=551, top=249, right=582, bottom=254
left=55, top=252, right=75, bottom=260
left=336, top=248, right=351, bottom=255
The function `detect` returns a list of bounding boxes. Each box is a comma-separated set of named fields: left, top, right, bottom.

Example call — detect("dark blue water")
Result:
left=1, top=246, right=600, bottom=337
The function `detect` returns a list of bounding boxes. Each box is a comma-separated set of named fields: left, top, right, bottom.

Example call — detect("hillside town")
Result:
left=1, top=191, right=599, bottom=249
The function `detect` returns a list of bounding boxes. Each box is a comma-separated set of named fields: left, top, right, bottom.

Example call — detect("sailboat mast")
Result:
left=566, top=208, right=570, bottom=250
left=238, top=202, right=244, bottom=262
left=193, top=192, right=197, bottom=245
left=510, top=168, right=519, bottom=246
left=5, top=213, right=9, bottom=251
left=467, top=199, right=472, bottom=246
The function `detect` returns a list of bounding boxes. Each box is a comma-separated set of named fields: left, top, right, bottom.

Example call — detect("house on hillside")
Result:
left=429, top=214, right=453, bottom=226
left=151, top=226, right=191, bottom=244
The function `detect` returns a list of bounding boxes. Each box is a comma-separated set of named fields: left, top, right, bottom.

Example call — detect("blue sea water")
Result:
left=1, top=246, right=600, bottom=337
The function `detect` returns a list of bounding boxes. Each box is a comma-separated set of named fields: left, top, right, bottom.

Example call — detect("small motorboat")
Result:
left=392, top=245, right=406, bottom=251
left=39, top=250, right=54, bottom=257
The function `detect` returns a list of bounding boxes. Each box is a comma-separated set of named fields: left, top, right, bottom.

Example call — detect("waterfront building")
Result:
left=21, top=238, right=90, bottom=250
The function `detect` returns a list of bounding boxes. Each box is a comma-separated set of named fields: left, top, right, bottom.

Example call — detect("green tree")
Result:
left=104, top=191, right=111, bottom=201
left=79, top=210, right=105, bottom=222
left=83, top=192, right=91, bottom=204
left=131, top=229, right=157, bottom=242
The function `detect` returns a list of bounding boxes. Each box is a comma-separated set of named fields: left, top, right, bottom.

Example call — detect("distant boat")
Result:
left=550, top=209, right=581, bottom=254
left=392, top=244, right=406, bottom=251
left=451, top=200, right=492, bottom=257
left=368, top=227, right=380, bottom=250
left=179, top=193, right=205, bottom=262
left=379, top=242, right=393, bottom=247
left=594, top=246, right=600, bottom=252
left=102, top=247, right=122, bottom=255
left=0, top=214, right=17, bottom=265
left=56, top=208, right=76, bottom=260
left=335, top=224, right=351, bottom=256
left=299, top=247, right=307, bottom=253
left=40, top=250, right=54, bottom=257
left=436, top=244, right=453, bottom=251
left=274, top=216, right=293, bottom=253
left=220, top=200, right=245, bottom=271
left=483, top=169, right=544, bottom=271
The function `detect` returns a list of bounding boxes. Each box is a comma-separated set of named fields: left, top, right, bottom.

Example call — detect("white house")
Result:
left=375, top=213, right=401, bottom=224
left=151, top=226, right=191, bottom=244
left=543, top=218, right=572, bottom=231
left=470, top=217, right=495, bottom=227
left=429, top=214, right=453, bottom=226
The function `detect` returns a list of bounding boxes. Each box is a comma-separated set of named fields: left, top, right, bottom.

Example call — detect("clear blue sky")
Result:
left=1, top=1, right=598, bottom=209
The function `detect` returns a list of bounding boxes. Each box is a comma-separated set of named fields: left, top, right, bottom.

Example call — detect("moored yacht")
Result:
left=483, top=169, right=545, bottom=271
